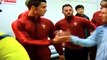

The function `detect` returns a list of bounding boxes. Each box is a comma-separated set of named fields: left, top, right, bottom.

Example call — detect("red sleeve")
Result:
left=54, top=44, right=64, bottom=55
left=48, top=21, right=64, bottom=55
left=91, top=13, right=96, bottom=24
left=11, top=21, right=53, bottom=46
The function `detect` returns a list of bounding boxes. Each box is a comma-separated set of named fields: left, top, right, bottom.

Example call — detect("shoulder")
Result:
left=95, top=11, right=101, bottom=13
left=41, top=17, right=51, bottom=21
left=84, top=15, right=89, bottom=19
left=95, top=25, right=104, bottom=31
left=93, top=11, right=101, bottom=15
left=96, top=25, right=104, bottom=29
left=74, top=16, right=83, bottom=19
left=15, top=10, right=29, bottom=24
left=74, top=16, right=89, bottom=21
left=12, top=18, right=25, bottom=24
left=55, top=18, right=65, bottom=24
left=12, top=18, right=26, bottom=27
left=0, top=36, right=30, bottom=60
left=40, top=17, right=54, bottom=25
left=18, top=10, right=29, bottom=19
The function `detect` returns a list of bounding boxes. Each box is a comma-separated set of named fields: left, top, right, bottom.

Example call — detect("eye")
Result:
left=69, top=9, right=72, bottom=11
left=65, top=10, right=68, bottom=12
left=42, top=6, right=46, bottom=9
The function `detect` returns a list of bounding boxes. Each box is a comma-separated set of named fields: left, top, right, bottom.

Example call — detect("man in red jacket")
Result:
left=91, top=11, right=102, bottom=27
left=11, top=0, right=67, bottom=60
left=90, top=0, right=107, bottom=60
left=55, top=4, right=96, bottom=60
left=91, top=0, right=107, bottom=27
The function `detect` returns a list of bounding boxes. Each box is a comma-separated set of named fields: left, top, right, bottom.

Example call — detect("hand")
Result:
left=53, top=30, right=70, bottom=44
left=58, top=55, right=65, bottom=60
left=53, top=34, right=69, bottom=44
left=57, top=30, right=70, bottom=37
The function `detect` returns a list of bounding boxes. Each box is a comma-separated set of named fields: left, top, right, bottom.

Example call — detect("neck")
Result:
left=28, top=10, right=40, bottom=20
left=76, top=13, right=84, bottom=16
left=65, top=16, right=73, bottom=22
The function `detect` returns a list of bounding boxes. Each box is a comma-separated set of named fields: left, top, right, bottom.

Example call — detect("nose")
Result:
left=45, top=8, right=47, bottom=12
left=68, top=10, right=72, bottom=13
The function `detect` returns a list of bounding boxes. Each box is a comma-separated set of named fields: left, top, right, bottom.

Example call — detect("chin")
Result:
left=41, top=14, right=45, bottom=16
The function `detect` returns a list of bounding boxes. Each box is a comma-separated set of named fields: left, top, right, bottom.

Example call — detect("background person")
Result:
left=90, top=0, right=107, bottom=60
left=70, top=7, right=107, bottom=60
left=55, top=4, right=95, bottom=60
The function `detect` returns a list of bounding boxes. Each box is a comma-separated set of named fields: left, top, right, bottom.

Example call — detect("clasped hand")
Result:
left=53, top=30, right=70, bottom=44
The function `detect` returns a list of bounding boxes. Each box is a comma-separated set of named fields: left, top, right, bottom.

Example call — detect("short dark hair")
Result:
left=100, top=0, right=107, bottom=8
left=75, top=5, right=84, bottom=11
left=101, top=0, right=107, bottom=3
left=62, top=4, right=72, bottom=10
left=25, top=0, right=30, bottom=6
left=27, top=0, right=47, bottom=9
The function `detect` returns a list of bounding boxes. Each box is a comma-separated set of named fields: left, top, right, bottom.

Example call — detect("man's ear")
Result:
left=31, top=5, right=36, bottom=10
left=30, top=5, right=37, bottom=13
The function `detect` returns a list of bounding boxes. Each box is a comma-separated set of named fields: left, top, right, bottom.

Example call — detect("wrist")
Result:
left=49, top=40, right=54, bottom=45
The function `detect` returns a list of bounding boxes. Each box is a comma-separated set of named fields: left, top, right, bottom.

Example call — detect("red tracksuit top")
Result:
left=55, top=16, right=96, bottom=49
left=91, top=11, right=103, bottom=27
left=12, top=11, right=63, bottom=60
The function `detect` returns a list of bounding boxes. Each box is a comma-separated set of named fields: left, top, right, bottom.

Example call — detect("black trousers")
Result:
left=65, top=47, right=89, bottom=60
left=89, top=46, right=97, bottom=60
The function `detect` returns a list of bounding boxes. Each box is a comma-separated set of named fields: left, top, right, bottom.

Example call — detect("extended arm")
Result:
left=70, top=30, right=97, bottom=47
left=49, top=22, right=64, bottom=58
left=12, top=21, right=53, bottom=46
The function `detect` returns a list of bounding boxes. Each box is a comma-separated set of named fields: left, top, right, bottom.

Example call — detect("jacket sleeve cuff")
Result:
left=49, top=40, right=54, bottom=45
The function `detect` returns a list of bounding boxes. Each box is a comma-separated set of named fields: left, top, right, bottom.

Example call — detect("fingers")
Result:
left=57, top=30, right=70, bottom=37
left=53, top=30, right=71, bottom=44
left=53, top=35, right=70, bottom=44
left=60, top=36, right=70, bottom=42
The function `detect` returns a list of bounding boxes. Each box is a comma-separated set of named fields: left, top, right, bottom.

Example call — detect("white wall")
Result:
left=0, top=0, right=99, bottom=35
left=0, top=0, right=27, bottom=35
left=45, top=0, right=98, bottom=24
left=98, top=0, right=102, bottom=9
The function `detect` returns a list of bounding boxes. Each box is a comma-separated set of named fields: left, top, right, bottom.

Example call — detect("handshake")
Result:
left=53, top=30, right=71, bottom=44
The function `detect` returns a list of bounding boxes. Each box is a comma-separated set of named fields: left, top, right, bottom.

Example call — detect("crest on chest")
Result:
left=41, top=24, right=46, bottom=29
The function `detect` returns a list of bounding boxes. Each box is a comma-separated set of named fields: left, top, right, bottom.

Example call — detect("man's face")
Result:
left=34, top=2, right=47, bottom=16
left=100, top=8, right=107, bottom=24
left=62, top=6, right=73, bottom=17
left=76, top=8, right=84, bottom=15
